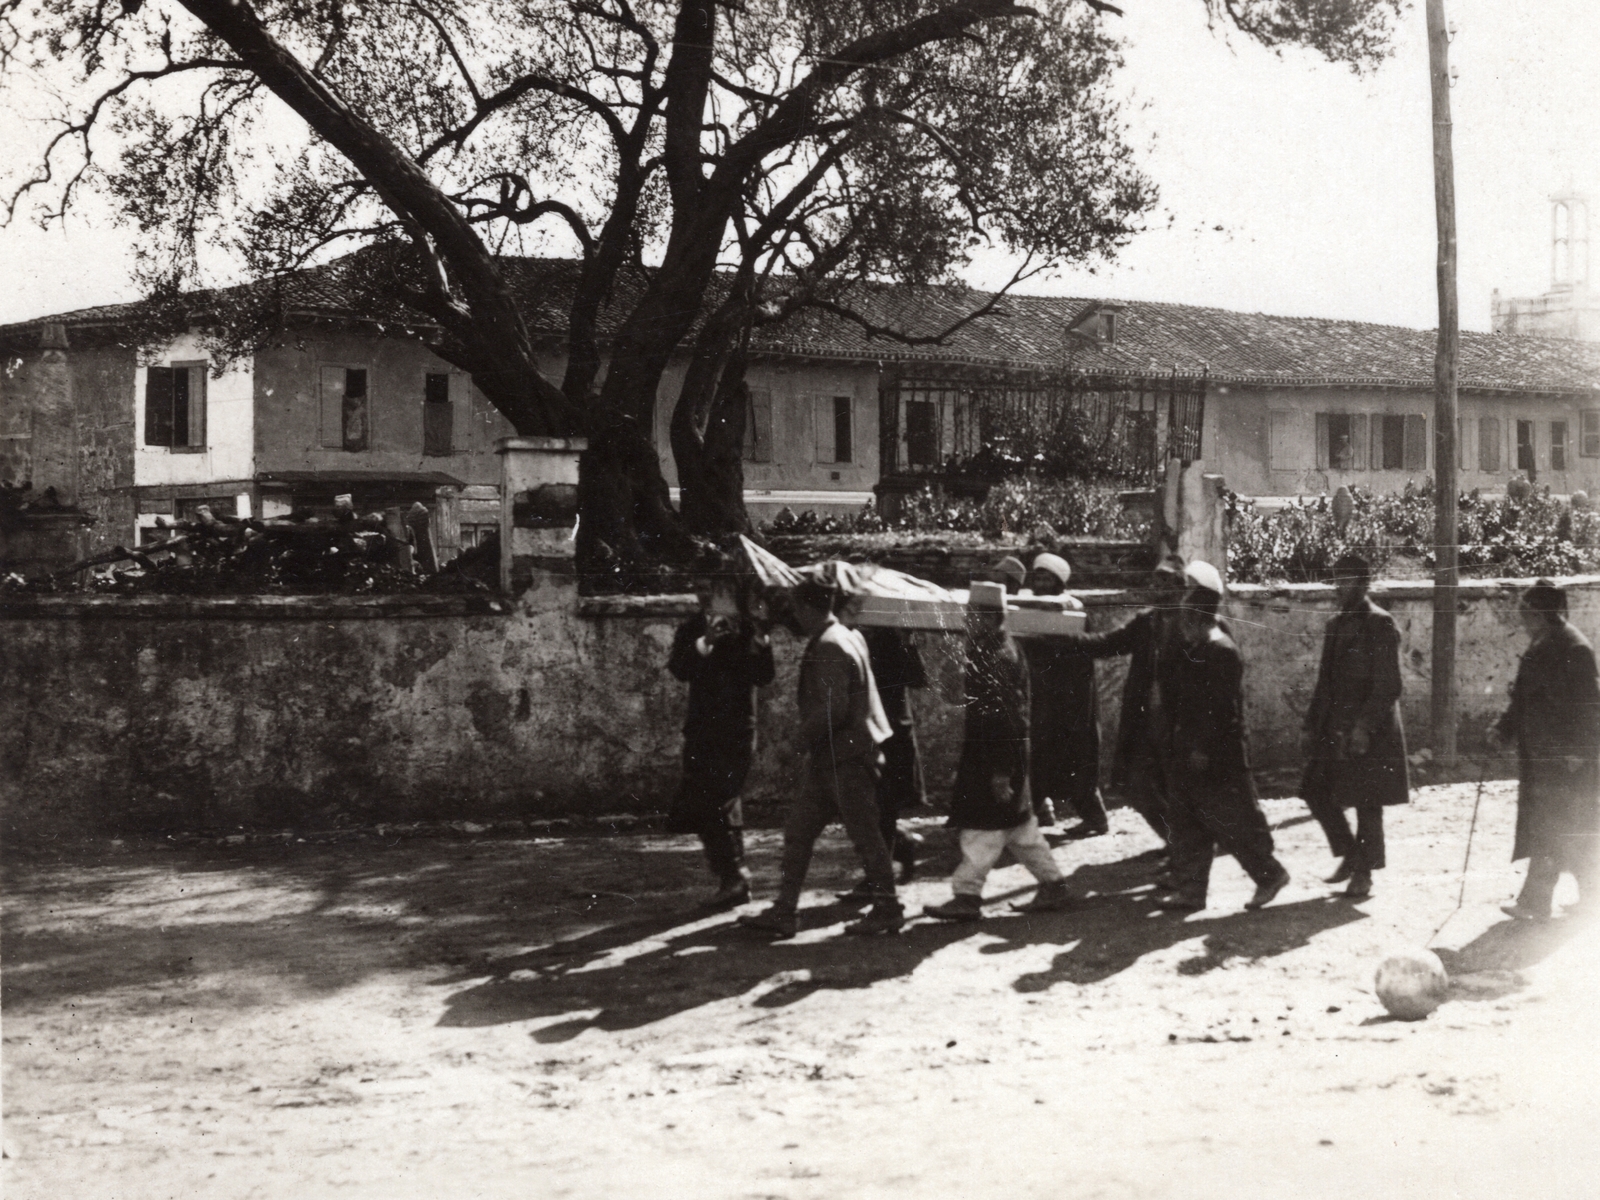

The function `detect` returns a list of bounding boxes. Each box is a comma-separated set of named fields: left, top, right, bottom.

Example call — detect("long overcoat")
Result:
left=1299, top=596, right=1410, bottom=810
left=1493, top=619, right=1600, bottom=865
left=665, top=614, right=775, bottom=831
left=1021, top=638, right=1102, bottom=814
left=1159, top=624, right=1256, bottom=802
left=1051, top=608, right=1161, bottom=791
left=949, top=631, right=1032, bottom=831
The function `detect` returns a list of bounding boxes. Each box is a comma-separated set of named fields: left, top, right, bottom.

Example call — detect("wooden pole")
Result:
left=1427, top=0, right=1460, bottom=766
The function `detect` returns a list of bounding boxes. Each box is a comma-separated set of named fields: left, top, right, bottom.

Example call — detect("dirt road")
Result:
left=4, top=780, right=1596, bottom=1199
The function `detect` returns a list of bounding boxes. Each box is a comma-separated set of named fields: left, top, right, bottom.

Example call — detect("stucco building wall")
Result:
left=5, top=576, right=1592, bottom=841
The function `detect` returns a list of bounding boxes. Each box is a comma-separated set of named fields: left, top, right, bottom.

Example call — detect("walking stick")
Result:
left=1429, top=757, right=1489, bottom=946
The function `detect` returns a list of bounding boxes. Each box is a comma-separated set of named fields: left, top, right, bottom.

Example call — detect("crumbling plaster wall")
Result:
left=5, top=578, right=1597, bottom=839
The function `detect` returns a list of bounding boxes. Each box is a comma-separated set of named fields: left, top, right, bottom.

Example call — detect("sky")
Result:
left=0, top=0, right=1594, bottom=332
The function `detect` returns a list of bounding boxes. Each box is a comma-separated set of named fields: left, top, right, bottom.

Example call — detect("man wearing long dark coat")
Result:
left=861, top=626, right=927, bottom=881
left=1489, top=579, right=1600, bottom=920
left=666, top=584, right=775, bottom=909
left=1154, top=561, right=1291, bottom=913
left=1021, top=553, right=1109, bottom=839
left=1300, top=553, right=1409, bottom=899
left=1045, top=557, right=1188, bottom=848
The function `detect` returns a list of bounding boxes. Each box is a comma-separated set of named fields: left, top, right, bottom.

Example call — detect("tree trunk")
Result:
left=671, top=328, right=752, bottom=538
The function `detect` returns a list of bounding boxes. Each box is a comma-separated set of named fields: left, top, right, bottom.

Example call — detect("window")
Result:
left=1458, top=417, right=1472, bottom=471
left=1315, top=412, right=1364, bottom=470
left=1479, top=416, right=1501, bottom=473
left=320, top=366, right=369, bottom=451
left=1516, top=420, right=1536, bottom=476
left=743, top=388, right=773, bottom=463
left=144, top=363, right=207, bottom=449
left=1582, top=410, right=1600, bottom=457
left=1551, top=421, right=1568, bottom=471
left=1379, top=414, right=1406, bottom=470
left=423, top=372, right=452, bottom=456
left=815, top=394, right=852, bottom=464
left=905, top=400, right=938, bottom=468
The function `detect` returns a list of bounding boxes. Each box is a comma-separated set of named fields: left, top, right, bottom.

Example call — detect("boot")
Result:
left=834, top=879, right=877, bottom=904
left=1012, top=879, right=1074, bottom=913
left=1325, top=856, right=1356, bottom=885
left=701, top=873, right=752, bottom=911
left=924, top=894, right=984, bottom=922
left=1343, top=869, right=1372, bottom=900
left=845, top=901, right=905, bottom=936
left=1244, top=866, right=1291, bottom=911
left=737, top=905, right=797, bottom=939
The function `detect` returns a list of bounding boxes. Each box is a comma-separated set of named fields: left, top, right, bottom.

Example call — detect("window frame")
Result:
left=1551, top=420, right=1568, bottom=471
left=142, top=361, right=208, bottom=451
left=1581, top=410, right=1600, bottom=458
left=422, top=371, right=452, bottom=457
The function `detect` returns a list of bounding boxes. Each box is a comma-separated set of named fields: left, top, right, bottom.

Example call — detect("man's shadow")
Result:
left=438, top=852, right=1368, bottom=1036
left=1433, top=910, right=1591, bottom=1002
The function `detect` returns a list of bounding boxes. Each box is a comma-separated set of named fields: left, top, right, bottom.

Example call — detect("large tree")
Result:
left=1, top=0, right=1401, bottom=574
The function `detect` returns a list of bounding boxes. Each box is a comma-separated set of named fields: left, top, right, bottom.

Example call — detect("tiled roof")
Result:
left=5, top=253, right=1597, bottom=395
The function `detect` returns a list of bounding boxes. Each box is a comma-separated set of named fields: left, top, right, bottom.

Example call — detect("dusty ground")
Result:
left=4, top=780, right=1598, bottom=1200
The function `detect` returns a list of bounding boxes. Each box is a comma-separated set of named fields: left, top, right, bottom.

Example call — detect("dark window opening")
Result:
left=144, top=364, right=206, bottom=449
left=1516, top=420, right=1536, bottom=477
left=905, top=400, right=938, bottom=468
left=423, top=372, right=452, bottom=457
left=833, top=395, right=852, bottom=464
left=1328, top=413, right=1355, bottom=471
left=1551, top=421, right=1568, bottom=471
left=342, top=368, right=369, bottom=452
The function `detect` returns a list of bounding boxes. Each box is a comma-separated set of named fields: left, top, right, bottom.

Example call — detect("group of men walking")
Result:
left=667, top=548, right=1599, bottom=938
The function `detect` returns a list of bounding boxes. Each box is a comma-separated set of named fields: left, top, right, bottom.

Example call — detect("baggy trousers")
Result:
left=1119, top=747, right=1171, bottom=844
left=951, top=816, right=1064, bottom=897
left=775, top=756, right=897, bottom=911
left=1166, top=775, right=1283, bottom=903
left=1307, top=797, right=1386, bottom=871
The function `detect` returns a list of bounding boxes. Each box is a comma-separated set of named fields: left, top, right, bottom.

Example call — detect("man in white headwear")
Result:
left=1153, top=561, right=1291, bottom=913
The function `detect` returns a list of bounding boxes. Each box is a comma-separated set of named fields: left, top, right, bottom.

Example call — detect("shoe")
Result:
left=1061, top=822, right=1109, bottom=840
left=1500, top=902, right=1550, bottom=922
left=1245, top=867, right=1292, bottom=911
left=1343, top=871, right=1372, bottom=900
left=701, top=878, right=751, bottom=911
left=923, top=894, right=984, bottom=922
left=845, top=903, right=905, bottom=936
left=1013, top=880, right=1074, bottom=913
left=1034, top=799, right=1058, bottom=829
left=1324, top=857, right=1356, bottom=885
left=1152, top=891, right=1205, bottom=912
left=737, top=906, right=798, bottom=938
left=834, top=880, right=877, bottom=904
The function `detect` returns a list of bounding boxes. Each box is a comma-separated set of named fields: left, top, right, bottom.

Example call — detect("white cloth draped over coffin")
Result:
left=787, top=555, right=1085, bottom=636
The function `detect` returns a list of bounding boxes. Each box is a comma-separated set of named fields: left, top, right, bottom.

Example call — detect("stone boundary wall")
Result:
left=7, top=577, right=1598, bottom=840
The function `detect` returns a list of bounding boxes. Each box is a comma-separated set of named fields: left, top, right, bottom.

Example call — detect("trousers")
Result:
left=1517, top=853, right=1595, bottom=916
left=1166, top=776, right=1283, bottom=902
left=775, top=756, right=896, bottom=911
left=951, top=816, right=1064, bottom=896
left=1308, top=797, right=1386, bottom=871
left=1115, top=747, right=1171, bottom=844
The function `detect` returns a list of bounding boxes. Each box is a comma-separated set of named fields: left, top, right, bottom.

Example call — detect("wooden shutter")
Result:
left=1351, top=413, right=1368, bottom=471
left=1479, top=417, right=1500, bottom=473
left=744, top=388, right=773, bottom=463
left=1583, top=410, right=1600, bottom=457
left=144, top=366, right=175, bottom=447
left=813, top=394, right=835, bottom=463
left=1404, top=414, right=1426, bottom=471
left=319, top=366, right=346, bottom=448
left=1551, top=421, right=1568, bottom=471
left=1315, top=412, right=1330, bottom=470
left=423, top=372, right=451, bottom=456
left=1458, top=417, right=1471, bottom=471
left=1371, top=414, right=1385, bottom=470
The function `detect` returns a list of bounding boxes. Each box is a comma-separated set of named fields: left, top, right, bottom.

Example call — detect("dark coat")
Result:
left=863, top=627, right=927, bottom=812
left=797, top=619, right=891, bottom=765
left=1160, top=623, right=1255, bottom=800
left=1052, top=608, right=1167, bottom=789
left=666, top=615, right=775, bottom=830
left=1300, top=596, right=1410, bottom=810
left=1022, top=638, right=1101, bottom=811
left=1494, top=619, right=1600, bottom=865
left=949, top=631, right=1032, bottom=830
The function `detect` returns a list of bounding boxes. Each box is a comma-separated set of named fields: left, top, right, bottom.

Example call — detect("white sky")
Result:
left=0, top=0, right=1594, bottom=331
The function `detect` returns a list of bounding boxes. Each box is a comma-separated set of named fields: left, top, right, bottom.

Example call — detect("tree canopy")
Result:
left=1, top=0, right=1403, bottom=571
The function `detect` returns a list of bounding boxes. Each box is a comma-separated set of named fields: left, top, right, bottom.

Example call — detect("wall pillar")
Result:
left=31, top=324, right=76, bottom=505
left=496, top=436, right=586, bottom=602
left=1159, top=458, right=1229, bottom=581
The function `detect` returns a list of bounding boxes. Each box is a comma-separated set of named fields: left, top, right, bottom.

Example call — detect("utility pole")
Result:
left=1427, top=0, right=1459, bottom=767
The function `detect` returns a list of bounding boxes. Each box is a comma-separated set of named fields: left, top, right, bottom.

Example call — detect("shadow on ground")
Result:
left=1436, top=911, right=1591, bottom=1002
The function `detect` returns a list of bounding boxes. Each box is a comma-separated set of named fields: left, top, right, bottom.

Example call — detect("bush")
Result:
left=1226, top=481, right=1600, bottom=584
left=761, top=477, right=1148, bottom=540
